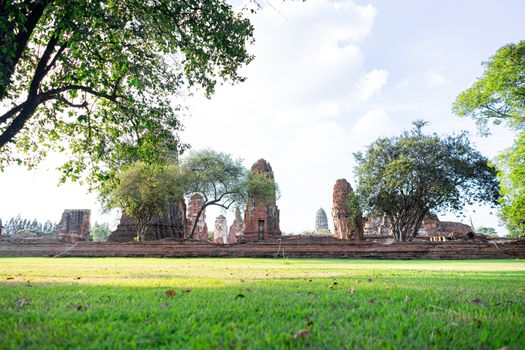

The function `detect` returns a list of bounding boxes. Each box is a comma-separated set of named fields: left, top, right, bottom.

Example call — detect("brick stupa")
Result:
left=242, top=159, right=281, bottom=242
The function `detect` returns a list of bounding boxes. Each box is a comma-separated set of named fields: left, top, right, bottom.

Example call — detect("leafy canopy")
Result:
left=453, top=40, right=525, bottom=237
left=103, top=161, right=185, bottom=241
left=354, top=121, right=499, bottom=242
left=0, top=0, right=254, bottom=189
left=453, top=40, right=525, bottom=134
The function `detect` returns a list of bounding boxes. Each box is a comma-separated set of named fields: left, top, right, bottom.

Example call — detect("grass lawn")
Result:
left=0, top=258, right=524, bottom=349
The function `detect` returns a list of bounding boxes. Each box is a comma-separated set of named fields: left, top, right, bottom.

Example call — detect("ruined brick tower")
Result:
left=242, top=159, right=281, bottom=242
left=332, top=179, right=363, bottom=240
left=57, top=209, right=91, bottom=242
left=186, top=194, right=208, bottom=241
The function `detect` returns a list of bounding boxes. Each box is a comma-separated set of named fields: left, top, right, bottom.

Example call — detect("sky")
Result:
left=0, top=0, right=524, bottom=235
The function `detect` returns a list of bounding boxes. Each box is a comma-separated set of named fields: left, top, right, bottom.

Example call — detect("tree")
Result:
left=181, top=149, right=278, bottom=238
left=453, top=40, right=525, bottom=134
left=346, top=188, right=363, bottom=236
left=496, top=132, right=525, bottom=236
left=89, top=222, right=111, bottom=242
left=2, top=214, right=57, bottom=236
left=453, top=40, right=525, bottom=237
left=103, top=161, right=185, bottom=241
left=0, top=0, right=254, bottom=188
left=476, top=226, right=497, bottom=236
left=354, top=121, right=499, bottom=242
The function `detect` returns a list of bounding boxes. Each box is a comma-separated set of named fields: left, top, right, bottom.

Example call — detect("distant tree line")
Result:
left=2, top=215, right=58, bottom=236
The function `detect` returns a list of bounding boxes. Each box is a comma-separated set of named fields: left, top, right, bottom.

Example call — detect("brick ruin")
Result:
left=228, top=208, right=243, bottom=244
left=242, top=159, right=281, bottom=242
left=214, top=215, right=228, bottom=244
left=315, top=208, right=329, bottom=233
left=363, top=214, right=393, bottom=236
left=331, top=179, right=363, bottom=240
left=186, top=194, right=209, bottom=242
left=363, top=212, right=474, bottom=238
left=108, top=201, right=186, bottom=242
left=46, top=158, right=478, bottom=245
left=57, top=209, right=91, bottom=242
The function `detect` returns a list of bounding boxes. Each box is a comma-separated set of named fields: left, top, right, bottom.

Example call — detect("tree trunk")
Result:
left=391, top=208, right=428, bottom=242
left=0, top=1, right=50, bottom=100
left=0, top=29, right=60, bottom=148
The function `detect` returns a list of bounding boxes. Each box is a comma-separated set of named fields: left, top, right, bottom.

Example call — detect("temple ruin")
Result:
left=214, top=215, right=228, bottom=244
left=186, top=194, right=209, bottom=241
left=315, top=208, right=329, bottom=233
left=363, top=212, right=474, bottom=238
left=363, top=214, right=393, bottom=236
left=242, top=159, right=281, bottom=242
left=56, top=209, right=91, bottom=242
left=331, top=179, right=363, bottom=240
left=228, top=208, right=244, bottom=244
left=108, top=202, right=186, bottom=242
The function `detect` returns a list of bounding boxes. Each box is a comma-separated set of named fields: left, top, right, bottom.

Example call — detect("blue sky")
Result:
left=1, top=0, right=523, bottom=234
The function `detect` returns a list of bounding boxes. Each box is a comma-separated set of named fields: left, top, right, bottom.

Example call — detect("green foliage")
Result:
left=2, top=215, right=57, bottom=236
left=453, top=40, right=525, bottom=134
left=89, top=223, right=111, bottom=242
left=0, top=258, right=524, bottom=349
left=103, top=161, right=185, bottom=241
left=354, top=121, right=499, bottom=242
left=346, top=190, right=363, bottom=232
left=181, top=149, right=278, bottom=238
left=496, top=132, right=525, bottom=237
left=0, top=0, right=255, bottom=190
left=453, top=40, right=525, bottom=237
left=475, top=226, right=497, bottom=236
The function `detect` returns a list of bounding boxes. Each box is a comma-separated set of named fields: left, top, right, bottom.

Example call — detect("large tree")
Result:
left=181, top=149, right=277, bottom=238
left=453, top=40, right=525, bottom=236
left=354, top=121, right=499, bottom=242
left=0, top=0, right=254, bottom=188
left=104, top=161, right=185, bottom=241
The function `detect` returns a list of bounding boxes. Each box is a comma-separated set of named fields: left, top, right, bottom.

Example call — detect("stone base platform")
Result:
left=0, top=238, right=523, bottom=259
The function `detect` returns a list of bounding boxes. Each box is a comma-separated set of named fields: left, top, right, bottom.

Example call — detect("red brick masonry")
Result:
left=0, top=238, right=523, bottom=259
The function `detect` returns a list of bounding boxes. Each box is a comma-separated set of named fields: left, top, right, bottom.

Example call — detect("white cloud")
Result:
left=183, top=0, right=383, bottom=232
left=424, top=69, right=451, bottom=87
left=354, top=69, right=389, bottom=102
left=352, top=108, right=392, bottom=135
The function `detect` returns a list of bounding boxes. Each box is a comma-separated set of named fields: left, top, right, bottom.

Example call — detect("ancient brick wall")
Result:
left=108, top=201, right=186, bottom=242
left=1, top=238, right=523, bottom=259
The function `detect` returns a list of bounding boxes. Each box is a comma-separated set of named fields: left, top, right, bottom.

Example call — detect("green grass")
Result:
left=0, top=258, right=524, bottom=349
